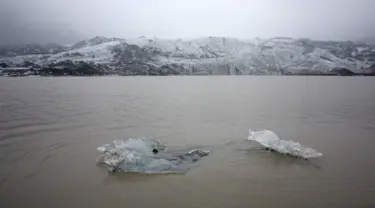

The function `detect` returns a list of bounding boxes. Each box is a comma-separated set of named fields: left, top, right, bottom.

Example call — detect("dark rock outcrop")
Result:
left=75, top=62, right=103, bottom=75
left=159, top=64, right=181, bottom=75
left=364, top=64, right=375, bottom=74
left=0, top=62, right=8, bottom=68
left=330, top=67, right=356, bottom=76
left=111, top=43, right=152, bottom=64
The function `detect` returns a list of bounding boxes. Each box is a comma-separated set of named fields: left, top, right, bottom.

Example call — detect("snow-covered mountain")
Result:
left=1, top=36, right=375, bottom=76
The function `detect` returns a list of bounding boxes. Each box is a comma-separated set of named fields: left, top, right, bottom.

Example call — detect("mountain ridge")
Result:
left=1, top=36, right=375, bottom=76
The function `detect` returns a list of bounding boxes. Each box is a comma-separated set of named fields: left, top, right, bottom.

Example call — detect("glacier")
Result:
left=96, top=138, right=209, bottom=173
left=248, top=129, right=323, bottom=159
left=1, top=36, right=375, bottom=76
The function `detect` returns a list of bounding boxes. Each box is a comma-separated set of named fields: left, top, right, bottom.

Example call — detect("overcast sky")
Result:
left=1, top=0, right=375, bottom=44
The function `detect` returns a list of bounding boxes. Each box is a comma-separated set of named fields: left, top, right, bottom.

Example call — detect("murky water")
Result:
left=0, top=76, right=374, bottom=207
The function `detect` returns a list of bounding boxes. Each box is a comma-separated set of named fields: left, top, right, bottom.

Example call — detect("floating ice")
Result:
left=97, top=138, right=209, bottom=173
left=248, top=129, right=323, bottom=159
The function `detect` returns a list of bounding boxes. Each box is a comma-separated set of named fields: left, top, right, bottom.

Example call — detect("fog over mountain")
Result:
left=1, top=0, right=375, bottom=44
left=1, top=0, right=375, bottom=76
left=0, top=4, right=82, bottom=45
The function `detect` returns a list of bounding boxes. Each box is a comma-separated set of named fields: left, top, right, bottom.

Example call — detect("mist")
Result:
left=1, top=0, right=375, bottom=44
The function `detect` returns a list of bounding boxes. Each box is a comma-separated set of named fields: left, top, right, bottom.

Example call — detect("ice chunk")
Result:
left=97, top=138, right=209, bottom=173
left=248, top=129, right=323, bottom=159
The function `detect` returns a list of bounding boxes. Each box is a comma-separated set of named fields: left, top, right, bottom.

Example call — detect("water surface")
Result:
left=0, top=76, right=374, bottom=207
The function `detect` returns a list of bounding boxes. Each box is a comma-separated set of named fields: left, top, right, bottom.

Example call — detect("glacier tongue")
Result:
left=97, top=138, right=209, bottom=173
left=248, top=129, right=323, bottom=159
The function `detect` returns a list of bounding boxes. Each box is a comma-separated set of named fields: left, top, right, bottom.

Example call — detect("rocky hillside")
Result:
left=1, top=36, right=375, bottom=76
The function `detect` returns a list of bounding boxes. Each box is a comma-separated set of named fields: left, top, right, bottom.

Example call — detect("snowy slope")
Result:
left=1, top=36, right=374, bottom=75
left=1, top=38, right=123, bottom=66
left=126, top=36, right=375, bottom=74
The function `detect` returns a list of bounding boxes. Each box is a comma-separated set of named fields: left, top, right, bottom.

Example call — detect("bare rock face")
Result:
left=330, top=67, right=356, bottom=76
left=0, top=62, right=8, bottom=68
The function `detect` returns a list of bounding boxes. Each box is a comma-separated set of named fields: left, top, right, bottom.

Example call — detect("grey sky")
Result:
left=1, top=0, right=375, bottom=44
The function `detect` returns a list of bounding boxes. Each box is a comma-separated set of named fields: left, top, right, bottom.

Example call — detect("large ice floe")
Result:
left=248, top=129, right=323, bottom=159
left=97, top=138, right=209, bottom=173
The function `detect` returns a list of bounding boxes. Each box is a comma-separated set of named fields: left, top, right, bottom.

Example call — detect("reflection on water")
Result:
left=0, top=76, right=375, bottom=207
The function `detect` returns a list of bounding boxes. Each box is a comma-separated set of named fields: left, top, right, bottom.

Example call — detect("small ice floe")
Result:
left=248, top=129, right=323, bottom=159
left=97, top=138, right=209, bottom=173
